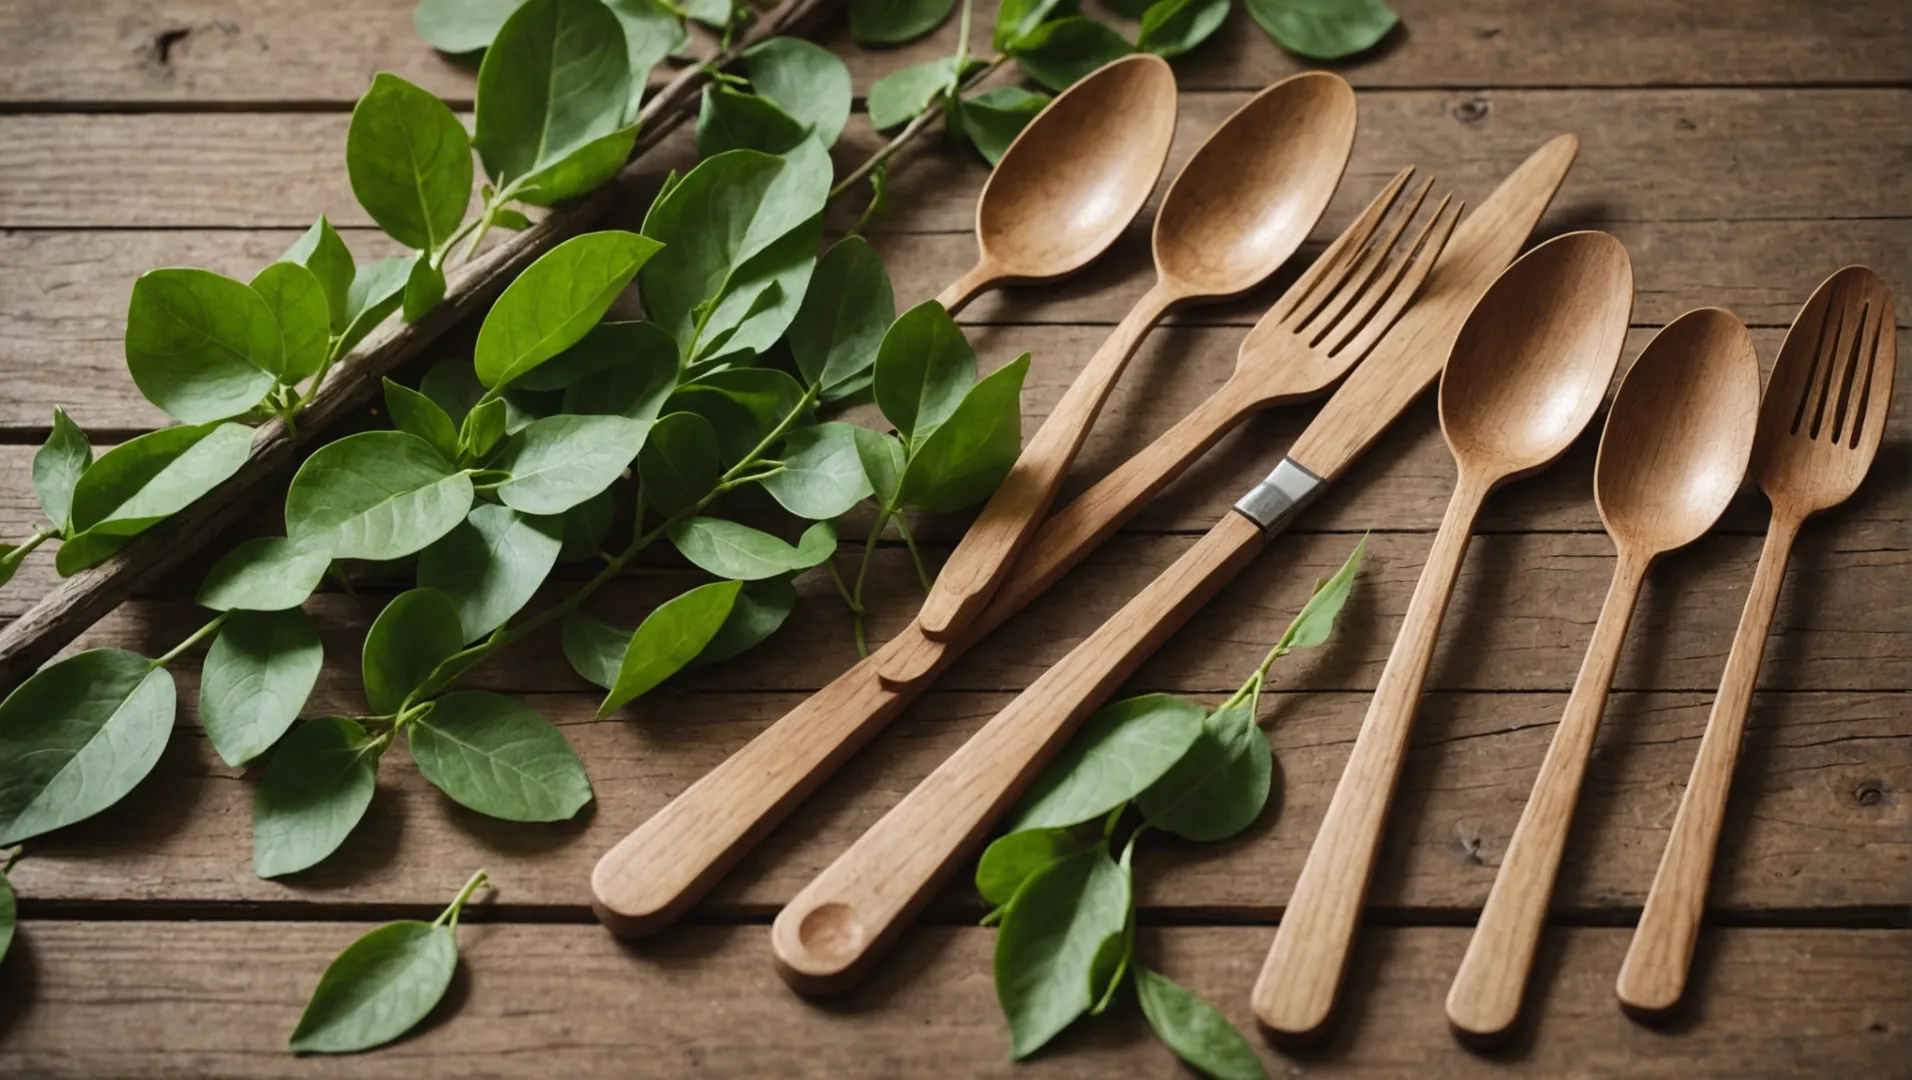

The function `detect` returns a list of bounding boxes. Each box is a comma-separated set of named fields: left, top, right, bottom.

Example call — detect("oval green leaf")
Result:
left=1135, top=967, right=1269, bottom=1080
left=417, top=504, right=563, bottom=642
left=32, top=406, right=91, bottom=532
left=289, top=920, right=457, bottom=1054
left=994, top=846, right=1132, bottom=1059
left=495, top=414, right=650, bottom=515
left=1135, top=701, right=1272, bottom=842
left=1245, top=0, right=1398, bottom=60
left=1008, top=692, right=1206, bottom=832
left=788, top=237, right=894, bottom=394
left=69, top=422, right=254, bottom=537
left=125, top=268, right=280, bottom=422
left=473, top=230, right=663, bottom=389
left=638, top=411, right=721, bottom=516
left=197, top=536, right=331, bottom=612
left=281, top=215, right=357, bottom=332
left=848, top=0, right=956, bottom=45
left=252, top=715, right=378, bottom=878
left=897, top=352, right=1029, bottom=513
left=347, top=72, right=473, bottom=254
left=955, top=86, right=1050, bottom=165
left=413, top=0, right=526, bottom=53
left=406, top=691, right=593, bottom=821
left=697, top=84, right=807, bottom=158
left=598, top=580, right=740, bottom=716
left=475, top=0, right=631, bottom=192
left=668, top=517, right=835, bottom=581
left=743, top=36, right=852, bottom=147
left=976, top=826, right=1091, bottom=909
left=362, top=588, right=465, bottom=716
left=760, top=421, right=873, bottom=520
left=285, top=431, right=475, bottom=561
left=867, top=57, right=956, bottom=131
left=1012, top=17, right=1135, bottom=93
left=202, top=608, right=324, bottom=768
left=872, top=299, right=976, bottom=441
left=695, top=576, right=797, bottom=665
left=383, top=377, right=460, bottom=463
left=1137, top=0, right=1230, bottom=57
left=250, top=261, right=333, bottom=382
left=0, top=649, right=175, bottom=846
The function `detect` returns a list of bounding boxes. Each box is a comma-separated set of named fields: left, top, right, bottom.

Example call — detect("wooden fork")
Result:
left=1616, top=265, right=1897, bottom=1016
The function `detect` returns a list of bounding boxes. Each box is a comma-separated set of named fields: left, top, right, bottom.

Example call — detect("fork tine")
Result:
left=1268, top=167, right=1413, bottom=325
left=1789, top=290, right=1837, bottom=435
left=1299, top=177, right=1435, bottom=340
left=1811, top=280, right=1865, bottom=438
left=1846, top=288, right=1893, bottom=448
left=1320, top=193, right=1459, bottom=355
left=1830, top=302, right=1873, bottom=442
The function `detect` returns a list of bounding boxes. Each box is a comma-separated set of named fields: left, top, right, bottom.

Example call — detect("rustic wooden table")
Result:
left=0, top=1, right=1906, bottom=1076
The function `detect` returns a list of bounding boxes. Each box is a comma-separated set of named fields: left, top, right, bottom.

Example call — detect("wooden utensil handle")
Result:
left=1617, top=515, right=1797, bottom=1015
left=911, top=280, right=1180, bottom=643
left=1253, top=470, right=1492, bottom=1037
left=1447, top=550, right=1648, bottom=1037
left=773, top=511, right=1269, bottom=994
left=591, top=640, right=930, bottom=936
left=935, top=261, right=997, bottom=315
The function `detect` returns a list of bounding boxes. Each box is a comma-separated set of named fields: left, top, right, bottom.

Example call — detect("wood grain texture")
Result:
left=0, top=923, right=1905, bottom=1077
left=0, top=90, right=1906, bottom=230
left=3, top=0, right=1905, bottom=104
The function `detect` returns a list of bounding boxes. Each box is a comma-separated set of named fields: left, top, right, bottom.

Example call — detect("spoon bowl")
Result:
left=1439, top=230, right=1635, bottom=478
left=1596, top=307, right=1762, bottom=554
left=971, top=54, right=1178, bottom=288
left=1152, top=71, right=1357, bottom=298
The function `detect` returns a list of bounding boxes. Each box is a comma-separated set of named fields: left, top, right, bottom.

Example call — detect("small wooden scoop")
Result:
left=891, top=70, right=1360, bottom=662
left=1617, top=266, right=1897, bottom=1017
left=1253, top=231, right=1635, bottom=1040
left=1446, top=307, right=1761, bottom=1040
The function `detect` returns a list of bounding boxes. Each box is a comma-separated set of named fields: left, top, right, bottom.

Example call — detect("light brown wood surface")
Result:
left=1446, top=308, right=1762, bottom=1038
left=1, top=1, right=1907, bottom=1074
left=1619, top=267, right=1900, bottom=1014
left=1256, top=232, right=1636, bottom=1036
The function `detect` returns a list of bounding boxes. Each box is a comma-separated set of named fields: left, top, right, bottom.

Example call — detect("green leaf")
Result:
left=0, top=649, right=175, bottom=846
left=1135, top=967, right=1268, bottom=1080
left=669, top=518, right=835, bottom=581
left=897, top=353, right=1029, bottom=513
left=598, top=580, right=740, bottom=716
left=1245, top=0, right=1396, bottom=58
left=495, top=414, right=649, bottom=515
left=994, top=0, right=1078, bottom=49
left=362, top=588, right=465, bottom=715
left=202, top=608, right=324, bottom=769
left=956, top=86, right=1050, bottom=165
left=691, top=367, right=809, bottom=433
left=788, top=237, right=894, bottom=394
left=473, top=230, right=662, bottom=388
left=606, top=0, right=687, bottom=116
left=867, top=58, right=957, bottom=131
left=197, top=536, right=331, bottom=612
left=52, top=530, right=129, bottom=576
left=638, top=147, right=829, bottom=357
left=663, top=386, right=761, bottom=466
left=848, top=0, right=957, bottom=45
left=1012, top=17, right=1134, bottom=92
left=32, top=406, right=91, bottom=532
left=124, top=268, right=280, bottom=422
left=1137, top=0, right=1229, bottom=57
left=492, top=207, right=535, bottom=230
left=508, top=320, right=641, bottom=391
left=744, top=37, right=852, bottom=147
left=383, top=378, right=460, bottom=462
left=976, top=826, right=1091, bottom=908
left=698, top=84, right=807, bottom=157
left=760, top=422, right=873, bottom=520
left=407, top=691, right=593, bottom=820
left=695, top=577, right=797, bottom=664
left=475, top=0, right=632, bottom=194
left=251, top=715, right=377, bottom=877
left=560, top=327, right=681, bottom=422
left=994, top=846, right=1131, bottom=1058
left=337, top=255, right=415, bottom=357
left=458, top=398, right=509, bottom=462
left=0, top=861, right=14, bottom=969
left=561, top=610, right=628, bottom=690
left=638, top=411, right=721, bottom=515
left=412, top=0, right=526, bottom=52
left=68, top=422, right=253, bottom=537
left=402, top=255, right=447, bottom=322
left=680, top=0, right=731, bottom=30
left=289, top=920, right=457, bottom=1053
left=417, top=504, right=563, bottom=641
left=285, top=431, right=475, bottom=561
left=508, top=123, right=641, bottom=207
left=872, top=300, right=976, bottom=441
left=1281, top=535, right=1365, bottom=651
left=689, top=201, right=823, bottom=365
left=347, top=72, right=473, bottom=254
left=1008, top=693, right=1205, bottom=831
left=1136, top=701, right=1271, bottom=841
left=850, top=425, right=907, bottom=510
left=281, top=215, right=357, bottom=333
left=557, top=489, right=615, bottom=563
left=250, top=261, right=332, bottom=381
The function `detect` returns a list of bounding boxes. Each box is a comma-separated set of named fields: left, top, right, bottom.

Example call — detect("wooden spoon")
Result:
left=1446, top=307, right=1761, bottom=1040
left=896, top=70, right=1360, bottom=657
left=1252, top=231, right=1635, bottom=1040
left=934, top=54, right=1179, bottom=313
left=1617, top=266, right=1897, bottom=1017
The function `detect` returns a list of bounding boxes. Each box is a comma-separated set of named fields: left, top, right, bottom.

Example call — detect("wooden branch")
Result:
left=0, top=0, right=843, bottom=692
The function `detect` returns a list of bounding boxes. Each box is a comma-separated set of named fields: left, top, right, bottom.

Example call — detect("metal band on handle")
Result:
left=1232, top=456, right=1324, bottom=531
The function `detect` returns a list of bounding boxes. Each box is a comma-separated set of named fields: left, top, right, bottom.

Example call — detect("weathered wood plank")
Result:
left=0, top=923, right=1903, bottom=1077
left=3, top=0, right=1904, bottom=105
left=0, top=90, right=1905, bottom=229
left=25, top=524, right=1912, bottom=695
left=8, top=687, right=1904, bottom=914
left=5, top=216, right=1905, bottom=434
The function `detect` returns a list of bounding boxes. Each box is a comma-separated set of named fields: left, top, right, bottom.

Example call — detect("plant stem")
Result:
left=4, top=529, right=53, bottom=563
left=827, top=52, right=1010, bottom=205
left=151, top=610, right=233, bottom=668
left=894, top=514, right=932, bottom=592
left=953, top=0, right=974, bottom=70
left=435, top=868, right=490, bottom=931
left=845, top=509, right=890, bottom=657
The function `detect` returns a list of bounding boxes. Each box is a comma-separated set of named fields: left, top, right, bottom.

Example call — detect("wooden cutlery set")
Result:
left=593, top=56, right=1898, bottom=1040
